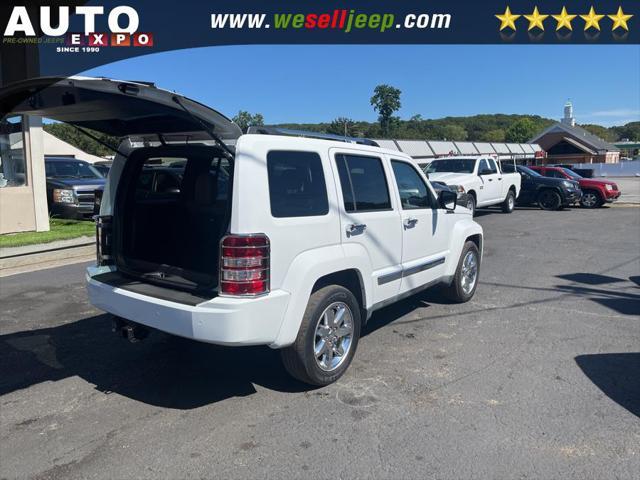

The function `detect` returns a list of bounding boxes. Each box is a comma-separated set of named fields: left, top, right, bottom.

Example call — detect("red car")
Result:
left=529, top=166, right=621, bottom=208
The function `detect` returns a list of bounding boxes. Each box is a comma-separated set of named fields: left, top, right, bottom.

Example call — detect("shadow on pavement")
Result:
left=0, top=314, right=310, bottom=409
left=557, top=273, right=626, bottom=285
left=0, top=288, right=456, bottom=409
left=555, top=272, right=640, bottom=315
left=575, top=353, right=640, bottom=418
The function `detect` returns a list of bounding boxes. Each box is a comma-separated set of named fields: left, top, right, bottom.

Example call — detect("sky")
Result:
left=82, top=45, right=640, bottom=127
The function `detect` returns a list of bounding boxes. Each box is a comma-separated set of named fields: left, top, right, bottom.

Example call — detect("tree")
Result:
left=370, top=84, right=401, bottom=137
left=580, top=124, right=616, bottom=142
left=232, top=111, right=264, bottom=132
left=480, top=129, right=506, bottom=142
left=505, top=118, right=538, bottom=143
left=439, top=124, right=468, bottom=141
left=327, top=117, right=357, bottom=137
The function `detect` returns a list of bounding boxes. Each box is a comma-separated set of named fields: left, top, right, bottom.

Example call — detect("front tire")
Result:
left=443, top=241, right=480, bottom=303
left=466, top=194, right=476, bottom=216
left=580, top=190, right=603, bottom=208
left=537, top=189, right=562, bottom=210
left=281, top=285, right=361, bottom=386
left=501, top=190, right=516, bottom=213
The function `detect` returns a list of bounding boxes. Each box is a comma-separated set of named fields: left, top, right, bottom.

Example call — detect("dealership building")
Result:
left=530, top=102, right=621, bottom=165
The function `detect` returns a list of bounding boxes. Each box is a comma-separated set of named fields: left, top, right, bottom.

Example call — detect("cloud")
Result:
left=584, top=108, right=640, bottom=118
left=577, top=108, right=640, bottom=126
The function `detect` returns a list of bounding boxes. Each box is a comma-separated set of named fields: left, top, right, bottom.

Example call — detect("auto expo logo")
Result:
left=3, top=5, right=153, bottom=52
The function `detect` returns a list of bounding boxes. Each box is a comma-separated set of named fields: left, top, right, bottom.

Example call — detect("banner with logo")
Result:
left=1, top=0, right=638, bottom=85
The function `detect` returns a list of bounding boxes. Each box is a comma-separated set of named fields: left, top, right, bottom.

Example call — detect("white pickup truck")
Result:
left=3, top=76, right=484, bottom=386
left=424, top=156, right=521, bottom=216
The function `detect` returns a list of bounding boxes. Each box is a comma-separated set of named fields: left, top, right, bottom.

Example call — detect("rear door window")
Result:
left=266, top=150, right=329, bottom=218
left=487, top=159, right=499, bottom=174
left=335, top=154, right=391, bottom=212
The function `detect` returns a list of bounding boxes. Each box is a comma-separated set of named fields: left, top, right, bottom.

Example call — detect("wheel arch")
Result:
left=444, top=218, right=483, bottom=278
left=311, top=269, right=366, bottom=320
left=272, top=245, right=372, bottom=348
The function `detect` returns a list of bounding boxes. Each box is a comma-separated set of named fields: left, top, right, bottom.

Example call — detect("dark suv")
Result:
left=516, top=165, right=581, bottom=210
left=45, top=157, right=106, bottom=219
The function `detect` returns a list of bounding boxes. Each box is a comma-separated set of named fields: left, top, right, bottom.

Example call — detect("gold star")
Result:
left=580, top=6, right=605, bottom=31
left=608, top=6, right=633, bottom=31
left=496, top=6, right=520, bottom=31
left=552, top=6, right=577, bottom=31
left=524, top=6, right=549, bottom=31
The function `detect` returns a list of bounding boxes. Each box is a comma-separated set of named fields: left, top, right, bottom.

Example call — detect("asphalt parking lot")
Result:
left=1, top=206, right=639, bottom=479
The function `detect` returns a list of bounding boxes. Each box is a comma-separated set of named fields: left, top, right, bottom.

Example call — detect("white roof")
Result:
left=506, top=143, right=525, bottom=154
left=396, top=140, right=433, bottom=157
left=372, top=139, right=400, bottom=151
left=491, top=143, right=511, bottom=154
left=428, top=141, right=459, bottom=155
left=473, top=142, right=496, bottom=154
left=454, top=142, right=479, bottom=155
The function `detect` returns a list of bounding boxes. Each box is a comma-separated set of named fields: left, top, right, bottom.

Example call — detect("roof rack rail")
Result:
left=246, top=126, right=379, bottom=147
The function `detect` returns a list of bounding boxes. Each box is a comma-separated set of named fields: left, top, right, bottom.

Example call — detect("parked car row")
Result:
left=528, top=165, right=621, bottom=209
left=420, top=156, right=622, bottom=213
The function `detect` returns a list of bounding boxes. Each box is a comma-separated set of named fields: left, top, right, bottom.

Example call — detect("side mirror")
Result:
left=438, top=189, right=457, bottom=211
left=479, top=169, right=492, bottom=176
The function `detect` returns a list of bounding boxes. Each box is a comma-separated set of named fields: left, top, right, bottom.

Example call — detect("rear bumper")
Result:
left=86, top=266, right=290, bottom=347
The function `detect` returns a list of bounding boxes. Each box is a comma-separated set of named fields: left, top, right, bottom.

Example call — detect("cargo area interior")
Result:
left=115, top=145, right=232, bottom=292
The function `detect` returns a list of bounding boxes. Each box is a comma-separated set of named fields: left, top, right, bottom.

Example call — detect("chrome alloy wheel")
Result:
left=314, top=302, right=354, bottom=371
left=582, top=192, right=598, bottom=207
left=460, top=250, right=478, bottom=295
left=508, top=194, right=515, bottom=210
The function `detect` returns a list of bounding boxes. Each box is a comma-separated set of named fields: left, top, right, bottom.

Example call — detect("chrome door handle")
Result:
left=403, top=217, right=418, bottom=228
left=346, top=223, right=367, bottom=235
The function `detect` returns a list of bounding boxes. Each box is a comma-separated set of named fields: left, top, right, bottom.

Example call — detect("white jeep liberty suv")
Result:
left=3, top=77, right=483, bottom=385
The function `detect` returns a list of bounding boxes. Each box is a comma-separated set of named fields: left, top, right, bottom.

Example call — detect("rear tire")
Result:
left=281, top=285, right=361, bottom=386
left=443, top=241, right=480, bottom=303
left=580, top=190, right=603, bottom=208
left=537, top=189, right=562, bottom=210
left=501, top=190, right=516, bottom=213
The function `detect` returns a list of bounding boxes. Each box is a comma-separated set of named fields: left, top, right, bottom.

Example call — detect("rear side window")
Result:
left=335, top=154, right=391, bottom=212
left=500, top=161, right=516, bottom=173
left=267, top=151, right=329, bottom=218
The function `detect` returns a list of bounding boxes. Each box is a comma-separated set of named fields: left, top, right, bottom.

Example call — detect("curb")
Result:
left=0, top=236, right=95, bottom=259
left=0, top=236, right=96, bottom=276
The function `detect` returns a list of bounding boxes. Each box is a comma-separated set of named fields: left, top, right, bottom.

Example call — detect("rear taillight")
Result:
left=96, top=215, right=114, bottom=266
left=220, top=234, right=270, bottom=296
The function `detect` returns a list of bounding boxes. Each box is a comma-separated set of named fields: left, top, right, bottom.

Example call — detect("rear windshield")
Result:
left=133, top=156, right=229, bottom=201
left=426, top=159, right=476, bottom=174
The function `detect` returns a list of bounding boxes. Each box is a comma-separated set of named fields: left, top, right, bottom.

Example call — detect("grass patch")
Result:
left=0, top=218, right=95, bottom=249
